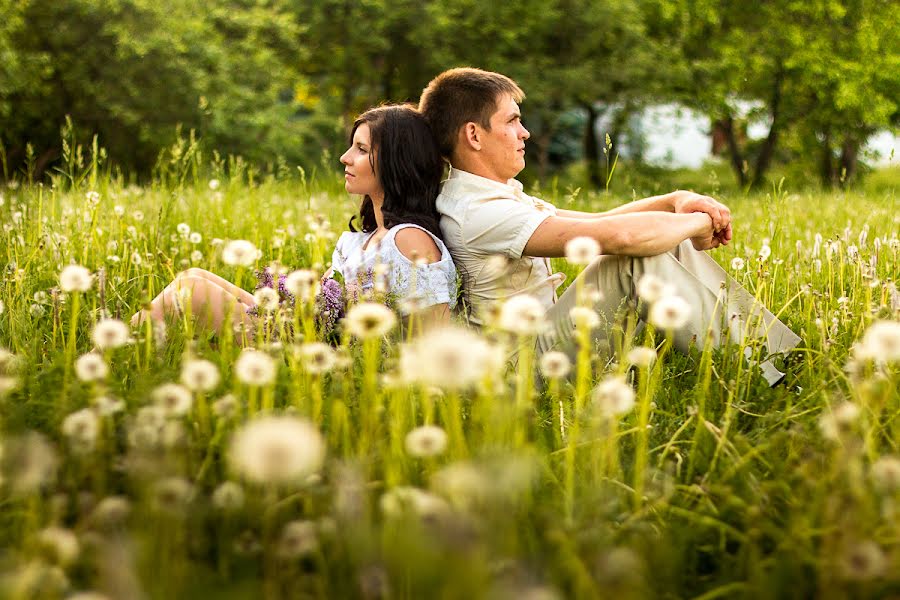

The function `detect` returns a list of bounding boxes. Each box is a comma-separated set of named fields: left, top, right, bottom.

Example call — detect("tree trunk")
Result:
left=839, top=138, right=859, bottom=187
left=819, top=129, right=836, bottom=187
left=583, top=103, right=601, bottom=189
left=750, top=67, right=784, bottom=189
left=721, top=116, right=747, bottom=188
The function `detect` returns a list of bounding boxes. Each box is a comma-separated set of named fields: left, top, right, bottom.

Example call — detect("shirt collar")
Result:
left=447, top=166, right=524, bottom=194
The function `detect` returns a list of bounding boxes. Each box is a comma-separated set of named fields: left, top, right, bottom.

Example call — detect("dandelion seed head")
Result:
left=293, top=343, right=336, bottom=375
left=189, top=231, right=202, bottom=244
left=93, top=394, right=124, bottom=416
left=627, top=347, right=658, bottom=369
left=592, top=376, right=635, bottom=417
left=36, top=527, right=80, bottom=565
left=7, top=432, right=58, bottom=494
left=819, top=402, right=860, bottom=441
left=75, top=353, right=109, bottom=382
left=153, top=477, right=195, bottom=512
left=61, top=408, right=100, bottom=451
left=649, top=295, right=691, bottom=330
left=152, top=383, right=193, bottom=416
left=344, top=302, right=397, bottom=339
left=234, top=349, right=277, bottom=386
left=212, top=393, right=238, bottom=418
left=180, top=358, right=220, bottom=392
left=636, top=274, right=674, bottom=304
left=380, top=486, right=450, bottom=521
left=228, top=416, right=325, bottom=486
left=758, top=245, right=772, bottom=261
left=90, top=496, right=131, bottom=530
left=211, top=481, right=245, bottom=511
left=870, top=455, right=900, bottom=494
left=253, top=287, right=280, bottom=312
left=176, top=223, right=191, bottom=236
left=498, top=294, right=547, bottom=336
left=539, top=351, right=571, bottom=379
left=398, top=327, right=492, bottom=389
left=92, top=318, right=131, bottom=350
left=858, top=320, right=900, bottom=364
left=284, top=269, right=319, bottom=301
left=277, top=520, right=318, bottom=559
left=405, top=425, right=448, bottom=458
left=59, top=265, right=93, bottom=292
left=731, top=257, right=745, bottom=271
left=569, top=306, right=600, bottom=330
left=222, top=240, right=258, bottom=267
left=85, top=190, right=101, bottom=206
left=208, top=179, right=220, bottom=190
left=840, top=540, right=886, bottom=581
left=565, top=236, right=601, bottom=265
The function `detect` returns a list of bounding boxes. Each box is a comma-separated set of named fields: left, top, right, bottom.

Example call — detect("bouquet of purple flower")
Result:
left=246, top=268, right=295, bottom=317
left=316, top=275, right=346, bottom=343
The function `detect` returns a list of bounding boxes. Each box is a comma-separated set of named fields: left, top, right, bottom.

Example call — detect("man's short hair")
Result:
left=419, top=67, right=525, bottom=160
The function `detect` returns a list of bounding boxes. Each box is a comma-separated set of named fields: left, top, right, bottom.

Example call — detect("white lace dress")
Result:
left=330, top=224, right=457, bottom=313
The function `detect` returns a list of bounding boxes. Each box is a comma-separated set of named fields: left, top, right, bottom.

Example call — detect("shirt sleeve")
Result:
left=461, top=197, right=553, bottom=260
left=331, top=233, right=347, bottom=274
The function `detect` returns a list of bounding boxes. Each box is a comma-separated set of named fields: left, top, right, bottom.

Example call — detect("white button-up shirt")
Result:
left=436, top=167, right=565, bottom=324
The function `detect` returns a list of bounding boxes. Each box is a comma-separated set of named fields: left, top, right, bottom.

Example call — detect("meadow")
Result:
left=0, top=155, right=898, bottom=599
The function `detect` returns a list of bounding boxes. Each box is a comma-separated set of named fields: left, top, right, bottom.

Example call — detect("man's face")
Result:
left=478, top=94, right=530, bottom=182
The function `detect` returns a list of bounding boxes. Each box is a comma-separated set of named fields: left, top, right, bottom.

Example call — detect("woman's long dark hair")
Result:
left=346, top=104, right=445, bottom=240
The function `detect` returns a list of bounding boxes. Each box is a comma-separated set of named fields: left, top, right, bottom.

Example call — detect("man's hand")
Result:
left=671, top=191, right=732, bottom=246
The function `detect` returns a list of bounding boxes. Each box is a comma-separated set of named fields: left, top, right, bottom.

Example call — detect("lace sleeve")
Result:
left=384, top=258, right=457, bottom=314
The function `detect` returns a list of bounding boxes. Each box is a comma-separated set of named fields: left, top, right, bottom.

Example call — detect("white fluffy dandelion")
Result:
left=565, top=236, right=601, bottom=265
left=626, top=347, right=658, bottom=369
left=180, top=358, right=221, bottom=392
left=636, top=274, right=673, bottom=304
left=211, top=481, right=246, bottom=511
left=228, top=416, right=325, bottom=486
left=569, top=306, right=600, bottom=330
left=398, top=327, right=492, bottom=389
left=152, top=383, right=193, bottom=416
left=153, top=477, right=195, bottom=512
left=758, top=245, right=772, bottom=262
left=840, top=540, right=886, bottom=580
left=344, top=302, right=397, bottom=339
left=253, top=287, right=280, bottom=313
left=212, top=394, right=238, bottom=418
left=380, top=486, right=450, bottom=521
left=93, top=394, right=125, bottom=416
left=61, top=408, right=100, bottom=451
left=208, top=179, right=220, bottom=190
left=59, top=265, right=93, bottom=292
left=539, top=351, right=571, bottom=379
left=221, top=240, right=258, bottom=267
left=293, top=343, right=336, bottom=375
left=91, top=318, right=131, bottom=350
left=405, top=425, right=448, bottom=458
left=36, top=527, right=80, bottom=565
left=277, top=520, right=319, bottom=559
left=870, top=456, right=900, bottom=494
left=284, top=269, right=319, bottom=302
left=649, top=295, right=691, bottom=330
left=592, top=376, right=636, bottom=417
left=819, top=401, right=860, bottom=441
left=498, top=294, right=547, bottom=336
left=730, top=257, right=745, bottom=271
left=857, top=320, right=900, bottom=364
left=74, top=353, right=109, bottom=382
left=234, top=349, right=277, bottom=386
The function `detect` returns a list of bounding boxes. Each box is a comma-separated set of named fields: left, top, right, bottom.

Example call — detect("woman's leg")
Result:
left=131, top=275, right=253, bottom=335
left=180, top=267, right=256, bottom=306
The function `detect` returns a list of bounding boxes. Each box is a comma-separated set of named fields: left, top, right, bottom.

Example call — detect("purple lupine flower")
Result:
left=315, top=278, right=346, bottom=338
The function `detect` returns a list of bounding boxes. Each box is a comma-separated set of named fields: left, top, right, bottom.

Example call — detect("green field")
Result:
left=0, top=166, right=898, bottom=599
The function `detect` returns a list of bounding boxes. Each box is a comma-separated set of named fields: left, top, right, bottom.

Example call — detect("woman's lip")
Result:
left=344, top=172, right=354, bottom=178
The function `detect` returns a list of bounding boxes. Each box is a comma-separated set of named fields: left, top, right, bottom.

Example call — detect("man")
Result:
left=418, top=67, right=799, bottom=385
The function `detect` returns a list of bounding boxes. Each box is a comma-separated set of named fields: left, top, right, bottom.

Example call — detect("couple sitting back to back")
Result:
left=136, top=67, right=799, bottom=385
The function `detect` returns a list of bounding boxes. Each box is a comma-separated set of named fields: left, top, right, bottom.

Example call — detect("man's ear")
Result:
left=461, top=122, right=481, bottom=151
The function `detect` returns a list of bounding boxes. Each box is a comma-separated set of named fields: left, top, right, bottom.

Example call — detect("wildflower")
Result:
left=539, top=351, right=571, bottom=379
left=840, top=540, right=886, bottom=580
left=7, top=432, right=58, bottom=494
left=285, top=269, right=319, bottom=302
left=819, top=402, right=860, bottom=441
left=758, top=245, right=772, bottom=262
left=857, top=320, right=900, bottom=364
left=92, top=318, right=131, bottom=350
left=61, top=408, right=100, bottom=451
left=93, top=394, right=125, bottom=416
left=222, top=240, right=258, bottom=267
left=176, top=223, right=191, bottom=237
left=75, top=353, right=108, bottom=382
left=0, top=299, right=4, bottom=314
left=234, top=349, right=277, bottom=386
left=730, top=257, right=745, bottom=271
left=405, top=425, right=448, bottom=458
left=294, top=343, right=336, bottom=375
left=90, top=496, right=131, bottom=530
left=212, top=394, right=238, bottom=418
left=251, top=287, right=279, bottom=313
left=0, top=376, right=19, bottom=396
left=431, top=461, right=490, bottom=510
left=36, top=527, right=80, bottom=565
left=380, top=486, right=450, bottom=521
left=179, top=358, right=220, bottom=392
left=398, top=327, right=492, bottom=389
left=228, top=416, right=325, bottom=486
left=189, top=231, right=202, bottom=244
left=152, top=383, right=193, bottom=416
left=344, top=302, right=397, bottom=339
left=847, top=245, right=859, bottom=260
left=59, top=265, right=93, bottom=292
left=636, top=274, right=673, bottom=304
left=569, top=306, right=600, bottom=330
left=592, top=376, right=635, bottom=417
left=277, top=520, right=319, bottom=559
left=627, top=346, right=657, bottom=369
left=209, top=179, right=220, bottom=190
left=113, top=205, right=125, bottom=217
left=565, top=236, right=601, bottom=265
left=85, top=190, right=101, bottom=206
left=649, top=295, right=691, bottom=330
left=211, top=481, right=245, bottom=511
left=498, top=294, right=546, bottom=336
left=870, top=456, right=900, bottom=494
left=153, top=477, right=195, bottom=512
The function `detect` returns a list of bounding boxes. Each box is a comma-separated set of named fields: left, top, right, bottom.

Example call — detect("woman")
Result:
left=131, top=104, right=456, bottom=335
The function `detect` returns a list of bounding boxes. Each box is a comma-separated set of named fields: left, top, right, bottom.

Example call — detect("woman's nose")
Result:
left=339, top=150, right=351, bottom=165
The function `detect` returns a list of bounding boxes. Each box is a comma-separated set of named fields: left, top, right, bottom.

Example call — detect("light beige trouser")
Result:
left=537, top=240, right=801, bottom=385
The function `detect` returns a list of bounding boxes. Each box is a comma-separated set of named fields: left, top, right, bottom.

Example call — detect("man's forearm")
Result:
left=556, top=192, right=676, bottom=219
left=603, top=211, right=711, bottom=256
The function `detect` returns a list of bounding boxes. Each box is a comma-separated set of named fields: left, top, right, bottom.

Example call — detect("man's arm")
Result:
left=523, top=211, right=717, bottom=258
left=555, top=190, right=732, bottom=243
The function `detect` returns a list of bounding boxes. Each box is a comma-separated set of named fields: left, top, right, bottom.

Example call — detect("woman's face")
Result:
left=340, top=123, right=381, bottom=199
